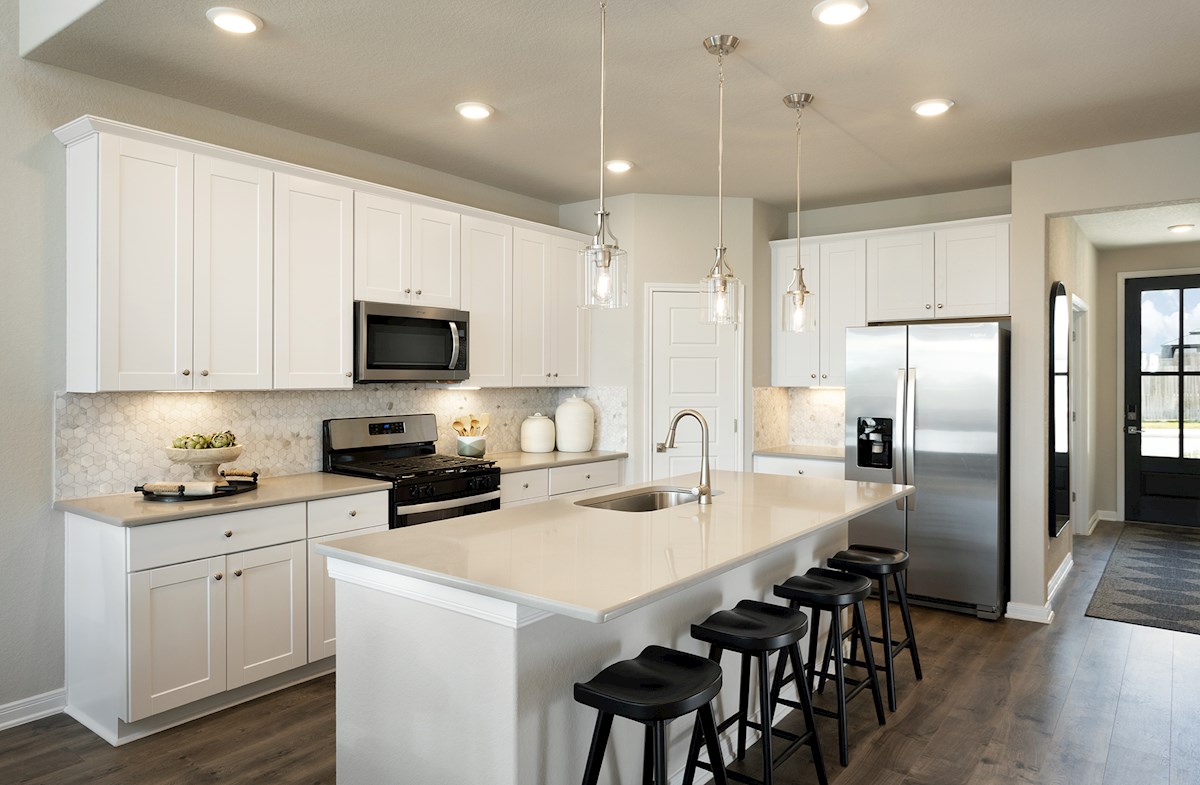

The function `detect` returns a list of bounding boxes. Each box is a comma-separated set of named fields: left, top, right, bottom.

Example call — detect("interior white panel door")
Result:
left=353, top=191, right=411, bottom=304
left=227, top=541, right=307, bottom=689
left=193, top=156, right=273, bottom=390
left=866, top=231, right=935, bottom=322
left=771, top=242, right=820, bottom=386
left=512, top=228, right=553, bottom=386
left=410, top=204, right=461, bottom=309
left=461, top=216, right=513, bottom=387
left=936, top=222, right=1010, bottom=318
left=552, top=235, right=589, bottom=386
left=307, top=526, right=387, bottom=662
left=650, top=289, right=741, bottom=481
left=819, top=238, right=867, bottom=386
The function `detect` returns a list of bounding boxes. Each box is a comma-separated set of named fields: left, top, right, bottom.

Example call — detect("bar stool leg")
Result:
left=817, top=612, right=836, bottom=696
left=698, top=702, right=729, bottom=785
left=895, top=572, right=923, bottom=680
left=737, top=653, right=751, bottom=760
left=805, top=606, right=821, bottom=696
left=582, top=712, right=613, bottom=785
left=828, top=608, right=850, bottom=767
left=877, top=575, right=897, bottom=711
left=787, top=642, right=828, bottom=785
left=652, top=720, right=668, bottom=785
left=683, top=643, right=723, bottom=785
left=853, top=601, right=887, bottom=726
left=642, top=724, right=655, bottom=785
left=757, top=652, right=775, bottom=785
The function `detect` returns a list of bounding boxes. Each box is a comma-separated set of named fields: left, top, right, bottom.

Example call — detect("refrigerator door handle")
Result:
left=895, top=368, right=906, bottom=509
left=906, top=367, right=917, bottom=511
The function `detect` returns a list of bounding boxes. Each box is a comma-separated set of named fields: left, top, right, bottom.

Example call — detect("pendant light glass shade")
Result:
left=700, top=35, right=742, bottom=325
left=580, top=0, right=628, bottom=309
left=782, top=92, right=815, bottom=333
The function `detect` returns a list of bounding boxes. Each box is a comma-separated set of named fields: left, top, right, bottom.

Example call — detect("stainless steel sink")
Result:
left=575, top=485, right=719, bottom=512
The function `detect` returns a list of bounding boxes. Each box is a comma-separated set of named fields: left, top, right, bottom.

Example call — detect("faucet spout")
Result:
left=660, top=409, right=713, bottom=504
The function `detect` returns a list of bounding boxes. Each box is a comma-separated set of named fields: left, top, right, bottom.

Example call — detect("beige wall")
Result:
left=791, top=184, right=1012, bottom=238
left=1093, top=242, right=1200, bottom=514
left=0, top=0, right=560, bottom=709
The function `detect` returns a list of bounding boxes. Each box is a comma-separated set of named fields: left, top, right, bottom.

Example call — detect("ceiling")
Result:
left=1074, top=203, right=1200, bottom=250
left=23, top=0, right=1200, bottom=212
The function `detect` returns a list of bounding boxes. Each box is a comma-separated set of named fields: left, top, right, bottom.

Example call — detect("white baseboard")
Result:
left=1007, top=553, right=1074, bottom=626
left=1097, top=510, right=1120, bottom=522
left=0, top=688, right=66, bottom=732
left=1047, top=553, right=1074, bottom=607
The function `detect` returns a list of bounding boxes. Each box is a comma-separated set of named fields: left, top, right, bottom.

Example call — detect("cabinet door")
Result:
left=866, top=231, right=935, bottom=322
left=935, top=221, right=1010, bottom=318
left=307, top=526, right=387, bottom=662
left=226, top=541, right=307, bottom=689
left=512, top=228, right=554, bottom=386
left=461, top=216, right=513, bottom=387
left=410, top=204, right=461, bottom=309
left=97, top=135, right=194, bottom=391
left=819, top=238, right=867, bottom=387
left=771, top=242, right=820, bottom=386
left=551, top=235, right=589, bottom=386
left=193, top=156, right=273, bottom=390
left=274, top=175, right=354, bottom=389
left=353, top=191, right=411, bottom=304
left=127, top=556, right=226, bottom=722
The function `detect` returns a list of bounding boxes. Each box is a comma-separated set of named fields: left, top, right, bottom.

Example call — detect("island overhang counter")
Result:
left=319, top=470, right=913, bottom=785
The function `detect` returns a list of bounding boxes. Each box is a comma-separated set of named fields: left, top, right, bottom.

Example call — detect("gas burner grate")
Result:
left=360, top=454, right=494, bottom=477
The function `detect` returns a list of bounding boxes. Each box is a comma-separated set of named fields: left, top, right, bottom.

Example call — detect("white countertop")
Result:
left=54, top=472, right=392, bottom=526
left=754, top=444, right=845, bottom=460
left=488, top=450, right=627, bottom=473
left=319, top=470, right=912, bottom=623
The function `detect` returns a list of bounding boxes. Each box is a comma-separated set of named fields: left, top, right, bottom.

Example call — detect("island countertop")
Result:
left=319, top=470, right=912, bottom=623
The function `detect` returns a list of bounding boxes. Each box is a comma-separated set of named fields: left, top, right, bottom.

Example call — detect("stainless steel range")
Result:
left=322, top=414, right=500, bottom=528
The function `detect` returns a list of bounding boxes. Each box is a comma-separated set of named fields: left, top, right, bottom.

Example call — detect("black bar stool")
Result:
left=574, top=645, right=728, bottom=785
left=771, top=567, right=886, bottom=767
left=682, top=600, right=827, bottom=785
left=827, top=544, right=923, bottom=712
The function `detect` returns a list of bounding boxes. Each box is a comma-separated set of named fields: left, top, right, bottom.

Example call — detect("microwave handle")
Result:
left=447, top=322, right=461, bottom=370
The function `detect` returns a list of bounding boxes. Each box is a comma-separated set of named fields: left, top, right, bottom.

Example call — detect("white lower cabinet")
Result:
left=752, top=454, right=845, bottom=479
left=225, top=541, right=308, bottom=689
left=500, top=460, right=622, bottom=507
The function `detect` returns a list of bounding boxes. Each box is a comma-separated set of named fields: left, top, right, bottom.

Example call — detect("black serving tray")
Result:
left=135, top=476, right=258, bottom=502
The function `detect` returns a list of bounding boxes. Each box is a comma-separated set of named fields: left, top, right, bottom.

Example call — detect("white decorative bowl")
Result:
left=164, top=445, right=244, bottom=482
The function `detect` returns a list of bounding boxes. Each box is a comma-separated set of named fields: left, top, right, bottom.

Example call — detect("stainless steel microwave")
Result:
left=354, top=302, right=469, bottom=382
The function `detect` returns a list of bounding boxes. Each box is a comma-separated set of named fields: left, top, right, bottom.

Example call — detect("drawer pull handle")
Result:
left=223, top=530, right=233, bottom=538
left=214, top=572, right=223, bottom=581
left=349, top=509, right=357, bottom=517
left=233, top=569, right=243, bottom=577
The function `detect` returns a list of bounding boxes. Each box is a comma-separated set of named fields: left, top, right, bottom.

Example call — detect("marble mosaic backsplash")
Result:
left=788, top=387, right=846, bottom=447
left=55, top=386, right=627, bottom=499
left=753, top=387, right=789, bottom=449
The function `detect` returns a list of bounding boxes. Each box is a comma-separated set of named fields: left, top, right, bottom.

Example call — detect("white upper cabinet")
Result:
left=274, top=174, right=354, bottom=389
left=771, top=237, right=865, bottom=387
left=866, top=218, right=1010, bottom=322
left=353, top=193, right=461, bottom=309
left=512, top=228, right=589, bottom=387
left=193, top=156, right=273, bottom=390
left=461, top=216, right=513, bottom=387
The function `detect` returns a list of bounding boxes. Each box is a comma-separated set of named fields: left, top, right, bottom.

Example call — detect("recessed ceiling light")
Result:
left=206, top=7, right=263, bottom=34
left=1169, top=224, right=1196, bottom=234
left=455, top=102, right=494, bottom=120
left=604, top=160, right=633, bottom=173
left=911, top=98, right=956, bottom=117
left=812, top=0, right=869, bottom=25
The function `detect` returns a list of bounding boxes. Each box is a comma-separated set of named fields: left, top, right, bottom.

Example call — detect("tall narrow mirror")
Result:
left=1049, top=281, right=1070, bottom=536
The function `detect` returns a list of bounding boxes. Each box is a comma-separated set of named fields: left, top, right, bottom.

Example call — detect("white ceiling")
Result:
left=23, top=0, right=1200, bottom=213
left=1074, top=203, right=1200, bottom=250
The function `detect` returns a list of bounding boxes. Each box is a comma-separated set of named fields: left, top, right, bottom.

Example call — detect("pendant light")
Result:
left=782, top=92, right=815, bottom=333
left=699, top=35, right=742, bottom=325
left=580, top=0, right=628, bottom=309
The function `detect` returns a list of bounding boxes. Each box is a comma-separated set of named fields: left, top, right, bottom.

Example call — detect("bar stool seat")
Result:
left=827, top=544, right=923, bottom=712
left=575, top=646, right=728, bottom=785
left=772, top=567, right=886, bottom=768
left=684, top=600, right=826, bottom=785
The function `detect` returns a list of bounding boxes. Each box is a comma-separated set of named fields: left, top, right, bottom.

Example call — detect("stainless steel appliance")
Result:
left=322, top=414, right=500, bottom=527
left=355, top=301, right=469, bottom=382
left=844, top=321, right=1010, bottom=619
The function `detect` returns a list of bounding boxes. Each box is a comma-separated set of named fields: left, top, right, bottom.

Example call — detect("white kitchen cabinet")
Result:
left=225, top=541, right=308, bottom=689
left=866, top=219, right=1009, bottom=322
left=461, top=216, right=514, bottom=387
left=771, top=238, right=866, bottom=388
left=752, top=454, right=845, bottom=479
left=274, top=174, right=354, bottom=389
left=499, top=459, right=621, bottom=507
left=354, top=193, right=461, bottom=309
left=512, top=228, right=590, bottom=387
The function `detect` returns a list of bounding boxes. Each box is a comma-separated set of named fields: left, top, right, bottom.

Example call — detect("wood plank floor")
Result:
left=4, top=521, right=1197, bottom=784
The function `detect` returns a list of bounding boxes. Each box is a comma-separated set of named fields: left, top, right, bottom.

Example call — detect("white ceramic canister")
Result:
left=520, top=413, right=556, bottom=453
left=555, top=396, right=594, bottom=452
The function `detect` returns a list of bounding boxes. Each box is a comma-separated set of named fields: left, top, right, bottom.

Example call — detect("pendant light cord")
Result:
left=598, top=0, right=607, bottom=216
left=716, top=50, right=725, bottom=254
left=795, top=103, right=803, bottom=265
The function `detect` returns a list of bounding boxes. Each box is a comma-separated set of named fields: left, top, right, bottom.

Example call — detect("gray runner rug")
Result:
left=1086, top=521, right=1200, bottom=635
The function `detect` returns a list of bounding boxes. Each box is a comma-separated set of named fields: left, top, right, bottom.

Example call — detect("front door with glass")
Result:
left=1124, top=274, right=1200, bottom=525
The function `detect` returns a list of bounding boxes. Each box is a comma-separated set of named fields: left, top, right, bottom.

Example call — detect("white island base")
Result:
left=321, top=471, right=912, bottom=785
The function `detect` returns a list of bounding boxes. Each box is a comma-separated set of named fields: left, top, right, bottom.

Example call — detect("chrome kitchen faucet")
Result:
left=657, top=409, right=713, bottom=505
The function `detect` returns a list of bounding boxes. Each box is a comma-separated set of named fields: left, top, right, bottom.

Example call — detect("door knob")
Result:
left=1126, top=426, right=1142, bottom=435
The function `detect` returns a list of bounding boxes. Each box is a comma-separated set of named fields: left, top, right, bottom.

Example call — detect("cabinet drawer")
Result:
left=307, top=491, right=390, bottom=538
left=549, top=461, right=619, bottom=496
left=127, top=504, right=306, bottom=572
left=752, top=455, right=845, bottom=480
left=500, top=469, right=549, bottom=505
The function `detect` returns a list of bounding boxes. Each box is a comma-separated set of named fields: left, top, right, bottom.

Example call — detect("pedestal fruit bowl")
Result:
left=165, top=431, right=243, bottom=482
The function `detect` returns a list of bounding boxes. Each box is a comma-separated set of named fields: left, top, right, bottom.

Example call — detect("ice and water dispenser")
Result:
left=856, top=417, right=893, bottom=469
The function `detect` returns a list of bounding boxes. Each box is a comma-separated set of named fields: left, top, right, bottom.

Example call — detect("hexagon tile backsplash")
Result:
left=55, top=386, right=627, bottom=499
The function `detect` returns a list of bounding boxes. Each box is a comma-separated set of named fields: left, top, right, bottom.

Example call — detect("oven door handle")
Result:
left=398, top=490, right=499, bottom=515
left=447, top=322, right=461, bottom=370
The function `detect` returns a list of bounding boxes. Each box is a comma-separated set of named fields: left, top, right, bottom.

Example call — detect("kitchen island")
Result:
left=319, top=470, right=912, bottom=785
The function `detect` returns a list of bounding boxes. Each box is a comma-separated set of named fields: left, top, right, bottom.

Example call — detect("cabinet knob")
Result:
left=811, top=374, right=817, bottom=379
left=798, top=469, right=805, bottom=475
left=233, top=569, right=242, bottom=577
left=182, top=368, right=191, bottom=376
left=223, top=529, right=233, bottom=538
left=821, top=374, right=827, bottom=379
left=415, top=289, right=422, bottom=296
left=522, top=483, right=530, bottom=489
left=200, top=369, right=209, bottom=377
left=405, top=288, right=412, bottom=294
left=937, top=303, right=944, bottom=309
left=349, top=509, right=357, bottom=517
left=553, top=373, right=559, bottom=378
left=346, top=371, right=353, bottom=378
left=214, top=572, right=223, bottom=581
left=585, top=474, right=591, bottom=480
left=546, top=373, right=552, bottom=378
left=925, top=304, right=932, bottom=310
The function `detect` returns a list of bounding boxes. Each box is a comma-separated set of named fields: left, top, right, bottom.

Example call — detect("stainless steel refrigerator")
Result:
left=844, top=321, right=1009, bottom=619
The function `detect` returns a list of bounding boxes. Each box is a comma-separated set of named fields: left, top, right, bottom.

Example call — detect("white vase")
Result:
left=520, top=413, right=556, bottom=453
left=555, top=396, right=594, bottom=453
